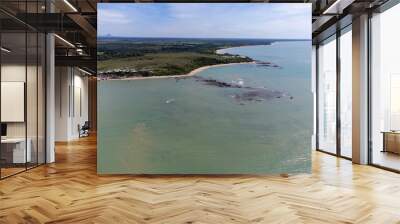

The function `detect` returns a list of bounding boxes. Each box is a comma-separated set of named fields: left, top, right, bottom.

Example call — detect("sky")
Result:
left=98, top=4, right=311, bottom=39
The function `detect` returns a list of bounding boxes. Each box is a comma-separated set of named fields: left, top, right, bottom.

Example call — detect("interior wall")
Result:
left=55, top=66, right=89, bottom=141
left=72, top=72, right=89, bottom=138
left=1, top=64, right=32, bottom=138
left=88, top=77, right=97, bottom=132
left=1, top=60, right=45, bottom=172
left=312, top=45, right=317, bottom=150
left=55, top=66, right=70, bottom=141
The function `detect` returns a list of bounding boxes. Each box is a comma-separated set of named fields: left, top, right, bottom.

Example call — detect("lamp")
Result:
left=1, top=47, right=11, bottom=53
left=63, top=0, right=78, bottom=12
left=54, top=34, right=75, bottom=48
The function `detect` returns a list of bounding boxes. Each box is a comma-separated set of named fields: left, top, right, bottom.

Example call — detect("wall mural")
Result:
left=97, top=3, right=312, bottom=174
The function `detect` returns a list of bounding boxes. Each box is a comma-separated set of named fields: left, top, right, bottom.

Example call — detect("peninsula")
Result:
left=97, top=37, right=275, bottom=79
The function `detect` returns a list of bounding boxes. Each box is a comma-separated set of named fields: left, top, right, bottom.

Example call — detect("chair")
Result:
left=78, top=121, right=90, bottom=138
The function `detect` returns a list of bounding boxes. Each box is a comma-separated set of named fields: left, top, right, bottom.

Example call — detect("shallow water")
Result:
left=98, top=41, right=312, bottom=174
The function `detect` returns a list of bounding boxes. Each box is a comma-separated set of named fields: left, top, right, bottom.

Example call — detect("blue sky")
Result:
left=98, top=4, right=311, bottom=39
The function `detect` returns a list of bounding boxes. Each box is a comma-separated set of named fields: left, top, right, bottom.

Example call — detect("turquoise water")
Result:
left=98, top=41, right=312, bottom=174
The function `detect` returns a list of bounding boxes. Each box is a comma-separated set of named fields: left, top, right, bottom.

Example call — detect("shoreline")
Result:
left=100, top=44, right=271, bottom=81
left=105, top=61, right=256, bottom=81
left=215, top=44, right=271, bottom=54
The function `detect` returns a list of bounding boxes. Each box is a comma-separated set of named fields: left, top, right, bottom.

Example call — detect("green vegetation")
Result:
left=98, top=38, right=273, bottom=78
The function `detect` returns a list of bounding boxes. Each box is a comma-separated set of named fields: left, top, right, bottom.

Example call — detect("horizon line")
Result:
left=97, top=36, right=311, bottom=40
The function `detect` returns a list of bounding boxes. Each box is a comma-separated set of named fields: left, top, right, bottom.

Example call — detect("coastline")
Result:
left=215, top=44, right=271, bottom=54
left=106, top=61, right=256, bottom=81
left=100, top=44, right=273, bottom=81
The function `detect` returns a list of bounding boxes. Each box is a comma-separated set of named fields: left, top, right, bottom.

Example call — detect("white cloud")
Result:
left=98, top=4, right=311, bottom=39
left=98, top=8, right=130, bottom=24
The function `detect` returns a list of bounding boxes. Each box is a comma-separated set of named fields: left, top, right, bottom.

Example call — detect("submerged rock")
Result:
left=193, top=75, right=292, bottom=103
left=255, top=60, right=282, bottom=69
left=231, top=89, right=289, bottom=103
left=194, top=76, right=244, bottom=88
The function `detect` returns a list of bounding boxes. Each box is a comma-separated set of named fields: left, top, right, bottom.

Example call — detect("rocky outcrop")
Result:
left=193, top=76, right=293, bottom=104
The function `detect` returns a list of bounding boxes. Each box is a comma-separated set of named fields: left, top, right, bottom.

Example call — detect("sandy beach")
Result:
left=106, top=61, right=255, bottom=81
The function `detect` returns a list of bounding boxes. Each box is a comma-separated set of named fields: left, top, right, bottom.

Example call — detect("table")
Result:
left=382, top=131, right=400, bottom=154
left=1, top=138, right=31, bottom=163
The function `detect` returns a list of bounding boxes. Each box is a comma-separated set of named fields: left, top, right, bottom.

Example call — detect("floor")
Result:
left=0, top=135, right=400, bottom=223
left=372, top=150, right=400, bottom=171
left=1, top=163, right=43, bottom=179
left=0, top=167, right=25, bottom=178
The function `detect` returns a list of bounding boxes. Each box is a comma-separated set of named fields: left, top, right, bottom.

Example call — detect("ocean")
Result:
left=98, top=41, right=312, bottom=174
